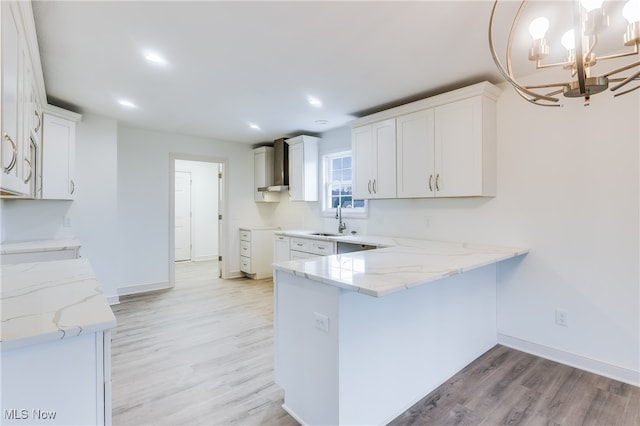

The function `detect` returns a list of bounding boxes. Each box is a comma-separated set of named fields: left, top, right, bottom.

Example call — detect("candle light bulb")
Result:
left=561, top=29, right=576, bottom=50
left=528, top=17, right=550, bottom=39
left=581, top=0, right=604, bottom=12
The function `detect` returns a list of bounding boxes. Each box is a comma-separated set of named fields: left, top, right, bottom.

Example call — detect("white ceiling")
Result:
left=30, top=1, right=632, bottom=145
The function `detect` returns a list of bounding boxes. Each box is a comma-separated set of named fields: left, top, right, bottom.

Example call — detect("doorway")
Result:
left=175, top=171, right=192, bottom=262
left=169, top=154, right=227, bottom=287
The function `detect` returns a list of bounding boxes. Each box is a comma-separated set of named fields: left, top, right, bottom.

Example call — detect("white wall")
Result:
left=116, top=125, right=263, bottom=291
left=288, top=85, right=639, bottom=384
left=175, top=159, right=219, bottom=261
left=1, top=114, right=120, bottom=300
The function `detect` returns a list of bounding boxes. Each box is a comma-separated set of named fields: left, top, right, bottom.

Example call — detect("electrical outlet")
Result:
left=555, top=309, right=568, bottom=327
left=314, top=312, right=329, bottom=333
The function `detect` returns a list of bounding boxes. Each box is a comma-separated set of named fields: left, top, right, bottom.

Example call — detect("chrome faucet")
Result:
left=336, top=205, right=347, bottom=234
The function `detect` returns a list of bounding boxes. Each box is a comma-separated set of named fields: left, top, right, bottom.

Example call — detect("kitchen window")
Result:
left=322, top=151, right=367, bottom=217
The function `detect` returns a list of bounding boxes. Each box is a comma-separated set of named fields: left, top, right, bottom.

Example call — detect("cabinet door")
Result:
left=434, top=97, right=483, bottom=197
left=274, top=235, right=290, bottom=263
left=396, top=109, right=435, bottom=198
left=253, top=148, right=277, bottom=202
left=352, top=125, right=373, bottom=199
left=42, top=114, right=76, bottom=200
left=288, top=142, right=304, bottom=201
left=371, top=119, right=396, bottom=199
left=1, top=2, right=27, bottom=195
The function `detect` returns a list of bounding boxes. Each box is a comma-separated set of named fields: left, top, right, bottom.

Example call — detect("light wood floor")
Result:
left=111, top=261, right=297, bottom=425
left=111, top=261, right=639, bottom=426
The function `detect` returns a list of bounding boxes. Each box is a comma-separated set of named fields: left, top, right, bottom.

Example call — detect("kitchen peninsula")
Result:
left=272, top=235, right=528, bottom=426
left=1, top=258, right=116, bottom=425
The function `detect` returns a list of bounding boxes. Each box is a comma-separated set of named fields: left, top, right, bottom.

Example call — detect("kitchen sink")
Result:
left=309, top=232, right=342, bottom=237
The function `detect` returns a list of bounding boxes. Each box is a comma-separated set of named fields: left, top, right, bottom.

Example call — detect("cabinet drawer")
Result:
left=240, top=240, right=251, bottom=257
left=240, top=256, right=251, bottom=273
left=239, top=230, right=251, bottom=242
left=290, top=238, right=313, bottom=252
left=312, top=240, right=334, bottom=255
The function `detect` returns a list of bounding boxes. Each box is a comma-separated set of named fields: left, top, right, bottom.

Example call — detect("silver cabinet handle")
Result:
left=70, top=179, right=75, bottom=195
left=23, top=158, right=33, bottom=183
left=3, top=133, right=17, bottom=174
left=367, top=179, right=372, bottom=194
left=372, top=179, right=377, bottom=194
left=428, top=175, right=433, bottom=192
left=34, top=110, right=41, bottom=133
left=435, top=174, right=440, bottom=192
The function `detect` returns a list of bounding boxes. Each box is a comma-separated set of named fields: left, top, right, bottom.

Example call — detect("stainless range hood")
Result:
left=258, top=138, right=289, bottom=192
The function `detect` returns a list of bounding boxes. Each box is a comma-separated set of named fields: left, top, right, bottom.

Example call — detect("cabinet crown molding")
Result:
left=42, top=104, right=82, bottom=122
left=350, top=81, right=501, bottom=128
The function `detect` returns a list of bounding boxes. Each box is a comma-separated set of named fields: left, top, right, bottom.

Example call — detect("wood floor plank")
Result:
left=111, top=262, right=639, bottom=426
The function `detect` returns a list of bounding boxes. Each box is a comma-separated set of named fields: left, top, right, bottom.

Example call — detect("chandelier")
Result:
left=489, top=0, right=640, bottom=106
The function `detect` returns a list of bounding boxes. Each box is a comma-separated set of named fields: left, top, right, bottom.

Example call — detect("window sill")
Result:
left=322, top=209, right=368, bottom=219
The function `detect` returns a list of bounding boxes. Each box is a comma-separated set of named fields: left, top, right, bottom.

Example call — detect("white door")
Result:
left=175, top=171, right=192, bottom=262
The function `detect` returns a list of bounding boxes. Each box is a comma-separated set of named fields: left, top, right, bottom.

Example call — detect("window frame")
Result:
left=321, top=150, right=367, bottom=218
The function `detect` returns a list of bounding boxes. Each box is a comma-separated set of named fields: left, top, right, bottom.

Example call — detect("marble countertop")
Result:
left=1, top=238, right=81, bottom=254
left=273, top=235, right=528, bottom=297
left=1, top=258, right=116, bottom=351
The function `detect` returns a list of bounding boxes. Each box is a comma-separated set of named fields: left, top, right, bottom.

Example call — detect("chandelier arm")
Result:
left=504, top=0, right=525, bottom=78
left=525, top=82, right=572, bottom=89
left=602, top=59, right=640, bottom=78
left=613, top=84, right=640, bottom=97
left=596, top=47, right=639, bottom=63
left=610, top=69, right=640, bottom=92
left=488, top=0, right=560, bottom=103
left=573, top=1, right=586, bottom=95
left=535, top=60, right=577, bottom=70
left=584, top=35, right=598, bottom=62
left=514, top=86, right=562, bottom=107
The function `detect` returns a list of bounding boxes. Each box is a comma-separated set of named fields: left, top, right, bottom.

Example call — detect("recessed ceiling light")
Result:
left=143, top=51, right=167, bottom=65
left=249, top=123, right=261, bottom=130
left=118, top=99, right=137, bottom=108
left=315, top=119, right=329, bottom=125
left=308, top=96, right=322, bottom=107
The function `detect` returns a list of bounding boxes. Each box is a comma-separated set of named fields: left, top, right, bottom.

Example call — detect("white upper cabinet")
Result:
left=352, top=119, right=396, bottom=199
left=286, top=135, right=319, bottom=202
left=253, top=146, right=278, bottom=203
left=41, top=109, right=79, bottom=200
left=352, top=81, right=500, bottom=200
left=1, top=1, right=28, bottom=196
left=1, top=1, right=72, bottom=200
left=434, top=96, right=496, bottom=197
left=396, top=109, right=435, bottom=198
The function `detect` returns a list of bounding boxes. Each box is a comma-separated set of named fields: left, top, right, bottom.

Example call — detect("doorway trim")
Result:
left=169, top=153, right=228, bottom=287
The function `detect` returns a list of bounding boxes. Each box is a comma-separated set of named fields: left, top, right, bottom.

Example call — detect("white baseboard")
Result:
left=281, top=404, right=307, bottom=426
left=498, top=333, right=639, bottom=386
left=227, top=270, right=244, bottom=279
left=117, top=281, right=172, bottom=297
left=192, top=255, right=217, bottom=262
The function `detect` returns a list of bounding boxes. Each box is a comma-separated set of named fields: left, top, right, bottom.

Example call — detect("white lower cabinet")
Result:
left=274, top=235, right=290, bottom=263
left=289, top=237, right=335, bottom=259
left=240, top=227, right=278, bottom=279
left=1, top=331, right=112, bottom=426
